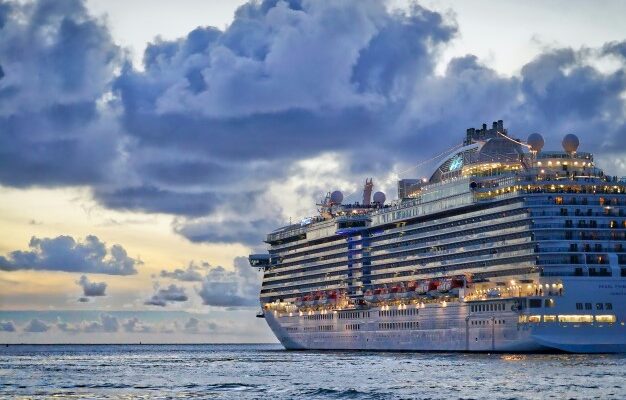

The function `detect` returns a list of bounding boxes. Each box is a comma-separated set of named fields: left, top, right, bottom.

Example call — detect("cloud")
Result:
left=0, top=0, right=624, bottom=250
left=197, top=257, right=260, bottom=307
left=0, top=320, right=16, bottom=332
left=160, top=262, right=208, bottom=282
left=84, top=314, right=119, bottom=333
left=183, top=317, right=200, bottom=334
left=144, top=284, right=189, bottom=307
left=0, top=235, right=140, bottom=275
left=23, top=318, right=50, bottom=333
left=77, top=275, right=107, bottom=296
left=0, top=0, right=122, bottom=187
left=122, top=317, right=155, bottom=333
left=55, top=313, right=119, bottom=333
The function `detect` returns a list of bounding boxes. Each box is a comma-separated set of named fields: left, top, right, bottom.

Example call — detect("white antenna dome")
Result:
left=527, top=133, right=544, bottom=153
left=372, top=191, right=386, bottom=205
left=330, top=190, right=343, bottom=205
left=562, top=134, right=579, bottom=154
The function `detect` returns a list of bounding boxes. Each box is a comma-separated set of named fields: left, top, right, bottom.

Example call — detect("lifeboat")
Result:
left=390, top=283, right=406, bottom=299
left=372, top=287, right=388, bottom=301
left=326, top=290, right=339, bottom=305
left=405, top=281, right=418, bottom=299
left=364, top=289, right=375, bottom=302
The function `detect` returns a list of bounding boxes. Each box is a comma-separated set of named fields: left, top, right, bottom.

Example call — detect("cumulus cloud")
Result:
left=23, top=318, right=50, bottom=333
left=159, top=261, right=208, bottom=282
left=0, top=235, right=140, bottom=275
left=0, top=320, right=16, bottom=332
left=197, top=257, right=260, bottom=307
left=144, top=284, right=189, bottom=307
left=0, top=0, right=625, bottom=249
left=77, top=275, right=107, bottom=297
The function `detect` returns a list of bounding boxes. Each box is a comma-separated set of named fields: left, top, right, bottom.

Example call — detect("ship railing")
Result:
left=369, top=225, right=529, bottom=257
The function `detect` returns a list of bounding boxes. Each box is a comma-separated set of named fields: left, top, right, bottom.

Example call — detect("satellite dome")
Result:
left=562, top=134, right=579, bottom=153
left=372, top=191, right=386, bottom=205
left=527, top=133, right=544, bottom=153
left=330, top=190, right=343, bottom=205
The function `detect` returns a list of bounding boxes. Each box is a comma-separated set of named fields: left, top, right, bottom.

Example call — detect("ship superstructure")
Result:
left=250, top=120, right=626, bottom=352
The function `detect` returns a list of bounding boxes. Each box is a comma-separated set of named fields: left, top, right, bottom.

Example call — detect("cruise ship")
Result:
left=249, top=120, right=626, bottom=353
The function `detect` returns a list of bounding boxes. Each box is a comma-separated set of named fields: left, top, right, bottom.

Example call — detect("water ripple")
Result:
left=0, top=344, right=624, bottom=399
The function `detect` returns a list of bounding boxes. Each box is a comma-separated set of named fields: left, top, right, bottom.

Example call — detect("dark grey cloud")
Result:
left=0, top=235, right=140, bottom=275
left=77, top=275, right=107, bottom=297
left=23, top=318, right=50, bottom=333
left=160, top=262, right=208, bottom=282
left=0, top=320, right=16, bottom=332
left=0, top=0, right=122, bottom=187
left=197, top=257, right=260, bottom=307
left=144, top=284, right=189, bottom=307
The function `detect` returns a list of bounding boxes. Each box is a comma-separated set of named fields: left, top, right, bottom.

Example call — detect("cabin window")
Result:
left=576, top=303, right=583, bottom=310
left=585, top=303, right=592, bottom=310
left=528, top=299, right=542, bottom=308
left=605, top=303, right=613, bottom=310
left=596, top=303, right=604, bottom=310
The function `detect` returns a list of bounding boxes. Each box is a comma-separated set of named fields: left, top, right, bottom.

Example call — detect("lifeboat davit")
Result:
left=438, top=278, right=464, bottom=293
left=415, top=280, right=431, bottom=295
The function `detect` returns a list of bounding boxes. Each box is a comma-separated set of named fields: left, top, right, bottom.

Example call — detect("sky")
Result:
left=0, top=0, right=625, bottom=343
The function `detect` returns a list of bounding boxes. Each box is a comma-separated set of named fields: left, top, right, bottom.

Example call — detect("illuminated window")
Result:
left=528, top=315, right=541, bottom=323
left=555, top=197, right=563, bottom=205
left=595, top=315, right=616, bottom=323
left=543, top=315, right=557, bottom=322
left=558, top=315, right=593, bottom=323
left=519, top=315, right=528, bottom=323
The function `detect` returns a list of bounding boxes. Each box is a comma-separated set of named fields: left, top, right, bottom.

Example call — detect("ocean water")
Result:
left=0, top=344, right=624, bottom=399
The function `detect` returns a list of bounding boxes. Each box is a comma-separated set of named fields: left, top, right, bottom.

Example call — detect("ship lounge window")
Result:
left=528, top=299, right=542, bottom=308
left=528, top=315, right=541, bottom=323
left=543, top=315, right=557, bottom=322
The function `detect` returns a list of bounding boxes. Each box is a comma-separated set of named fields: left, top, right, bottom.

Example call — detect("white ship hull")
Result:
left=263, top=278, right=626, bottom=353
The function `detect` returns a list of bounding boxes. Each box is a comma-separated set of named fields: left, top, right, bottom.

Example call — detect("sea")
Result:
left=0, top=344, right=624, bottom=399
